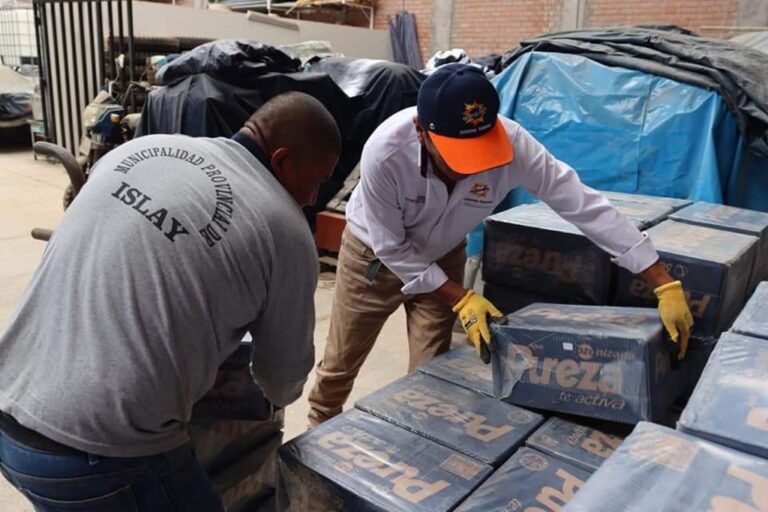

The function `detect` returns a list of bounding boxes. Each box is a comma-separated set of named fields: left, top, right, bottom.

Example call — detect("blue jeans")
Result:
left=0, top=428, right=225, bottom=511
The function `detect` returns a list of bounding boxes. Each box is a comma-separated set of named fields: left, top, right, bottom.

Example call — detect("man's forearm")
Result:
left=434, top=279, right=467, bottom=306
left=641, top=260, right=675, bottom=289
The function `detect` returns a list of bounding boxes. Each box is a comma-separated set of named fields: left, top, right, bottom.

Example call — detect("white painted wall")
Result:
left=132, top=1, right=392, bottom=60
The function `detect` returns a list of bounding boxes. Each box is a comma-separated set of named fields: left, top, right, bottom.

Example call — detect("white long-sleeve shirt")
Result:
left=346, top=107, right=659, bottom=295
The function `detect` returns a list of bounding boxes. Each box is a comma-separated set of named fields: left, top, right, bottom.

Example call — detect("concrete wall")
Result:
left=132, top=1, right=392, bottom=60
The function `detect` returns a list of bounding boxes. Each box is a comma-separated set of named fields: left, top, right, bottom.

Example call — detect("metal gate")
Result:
left=32, top=0, right=134, bottom=154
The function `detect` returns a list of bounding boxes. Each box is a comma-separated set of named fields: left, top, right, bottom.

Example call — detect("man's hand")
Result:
left=654, top=281, right=694, bottom=360
left=452, top=290, right=504, bottom=363
left=642, top=261, right=694, bottom=360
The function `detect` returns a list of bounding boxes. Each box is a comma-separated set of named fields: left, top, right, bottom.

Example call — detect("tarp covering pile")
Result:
left=493, top=26, right=768, bottom=213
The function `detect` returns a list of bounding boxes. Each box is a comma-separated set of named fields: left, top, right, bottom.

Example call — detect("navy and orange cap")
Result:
left=417, top=64, right=514, bottom=175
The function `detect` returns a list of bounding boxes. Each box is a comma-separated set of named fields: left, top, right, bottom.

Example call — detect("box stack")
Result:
left=277, top=409, right=493, bottom=512
left=614, top=220, right=758, bottom=340
left=355, top=373, right=544, bottom=466
left=483, top=193, right=685, bottom=312
left=190, top=341, right=282, bottom=512
left=670, top=201, right=768, bottom=293
left=564, top=422, right=768, bottom=511
left=490, top=304, right=685, bottom=424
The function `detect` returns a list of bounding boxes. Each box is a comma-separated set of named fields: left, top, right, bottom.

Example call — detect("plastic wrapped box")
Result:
left=731, top=281, right=768, bottom=340
left=455, top=447, right=591, bottom=512
left=277, top=409, right=493, bottom=512
left=564, top=422, right=768, bottom=512
left=678, top=332, right=768, bottom=459
left=418, top=345, right=494, bottom=397
left=670, top=201, right=768, bottom=292
left=525, top=416, right=624, bottom=473
left=490, top=304, right=685, bottom=424
left=355, top=373, right=544, bottom=466
left=614, top=220, right=758, bottom=338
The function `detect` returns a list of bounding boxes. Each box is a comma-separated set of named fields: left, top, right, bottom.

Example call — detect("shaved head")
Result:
left=241, top=91, right=341, bottom=206
left=249, top=92, right=341, bottom=167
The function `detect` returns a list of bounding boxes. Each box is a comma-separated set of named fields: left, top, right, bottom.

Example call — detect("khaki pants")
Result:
left=307, top=228, right=466, bottom=426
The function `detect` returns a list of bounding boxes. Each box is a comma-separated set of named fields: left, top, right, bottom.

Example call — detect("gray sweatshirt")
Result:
left=0, top=135, right=317, bottom=457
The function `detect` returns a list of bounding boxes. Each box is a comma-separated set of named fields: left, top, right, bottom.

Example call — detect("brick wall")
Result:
left=451, top=0, right=562, bottom=58
left=583, top=0, right=739, bottom=32
left=369, top=0, right=744, bottom=64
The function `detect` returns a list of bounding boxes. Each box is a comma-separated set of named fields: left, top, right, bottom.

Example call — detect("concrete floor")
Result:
left=0, top=143, right=415, bottom=510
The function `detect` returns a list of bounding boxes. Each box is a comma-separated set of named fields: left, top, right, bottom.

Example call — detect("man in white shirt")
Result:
left=307, top=64, right=693, bottom=426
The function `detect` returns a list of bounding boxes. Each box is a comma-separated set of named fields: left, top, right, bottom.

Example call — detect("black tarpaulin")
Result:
left=138, top=44, right=424, bottom=228
left=501, top=26, right=768, bottom=156
left=156, top=39, right=301, bottom=85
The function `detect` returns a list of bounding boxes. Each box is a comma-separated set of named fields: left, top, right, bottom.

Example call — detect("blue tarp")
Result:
left=467, top=52, right=768, bottom=256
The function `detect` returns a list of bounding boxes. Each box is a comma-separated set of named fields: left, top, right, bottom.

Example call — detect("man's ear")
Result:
left=413, top=116, right=425, bottom=145
left=270, top=147, right=290, bottom=176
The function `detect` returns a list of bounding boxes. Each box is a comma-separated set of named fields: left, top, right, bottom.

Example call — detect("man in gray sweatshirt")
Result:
left=0, top=92, right=340, bottom=511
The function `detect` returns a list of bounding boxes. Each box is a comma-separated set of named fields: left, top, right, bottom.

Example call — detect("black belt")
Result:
left=0, top=411, right=78, bottom=454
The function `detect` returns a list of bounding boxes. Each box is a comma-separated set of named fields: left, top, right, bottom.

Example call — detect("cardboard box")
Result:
left=189, top=413, right=283, bottom=511
left=355, top=373, right=544, bottom=466
left=678, top=332, right=768, bottom=459
left=601, top=191, right=691, bottom=229
left=731, top=281, right=768, bottom=340
left=484, top=281, right=572, bottom=315
left=455, top=447, right=591, bottom=512
left=681, top=336, right=719, bottom=396
left=525, top=416, right=624, bottom=473
left=192, top=341, right=272, bottom=421
left=490, top=304, right=685, bottom=424
left=601, top=190, right=692, bottom=225
left=614, top=220, right=758, bottom=338
left=670, top=202, right=768, bottom=292
left=277, top=409, right=493, bottom=512
left=564, top=422, right=768, bottom=512
left=418, top=345, right=494, bottom=397
left=483, top=203, right=617, bottom=304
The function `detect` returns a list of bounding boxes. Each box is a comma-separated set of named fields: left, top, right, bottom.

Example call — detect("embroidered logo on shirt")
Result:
left=469, top=182, right=490, bottom=198
left=462, top=101, right=487, bottom=127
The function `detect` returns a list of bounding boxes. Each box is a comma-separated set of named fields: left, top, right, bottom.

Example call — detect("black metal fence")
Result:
left=33, top=0, right=134, bottom=154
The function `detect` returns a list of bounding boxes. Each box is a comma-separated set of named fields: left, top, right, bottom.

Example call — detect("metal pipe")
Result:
left=49, top=1, right=62, bottom=146
left=95, top=0, right=105, bottom=89
left=126, top=0, right=134, bottom=111
left=59, top=2, right=75, bottom=153
left=116, top=0, right=124, bottom=61
left=67, top=0, right=82, bottom=150
left=73, top=0, right=85, bottom=140
left=86, top=0, right=98, bottom=99
left=106, top=0, right=115, bottom=79
left=32, top=0, right=51, bottom=137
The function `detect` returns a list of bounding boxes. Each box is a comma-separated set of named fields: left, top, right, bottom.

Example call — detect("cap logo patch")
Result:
left=462, top=101, right=487, bottom=127
left=470, top=182, right=490, bottom=198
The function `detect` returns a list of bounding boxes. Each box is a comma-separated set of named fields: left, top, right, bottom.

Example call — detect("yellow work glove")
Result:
left=654, top=281, right=694, bottom=360
left=453, top=290, right=504, bottom=363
